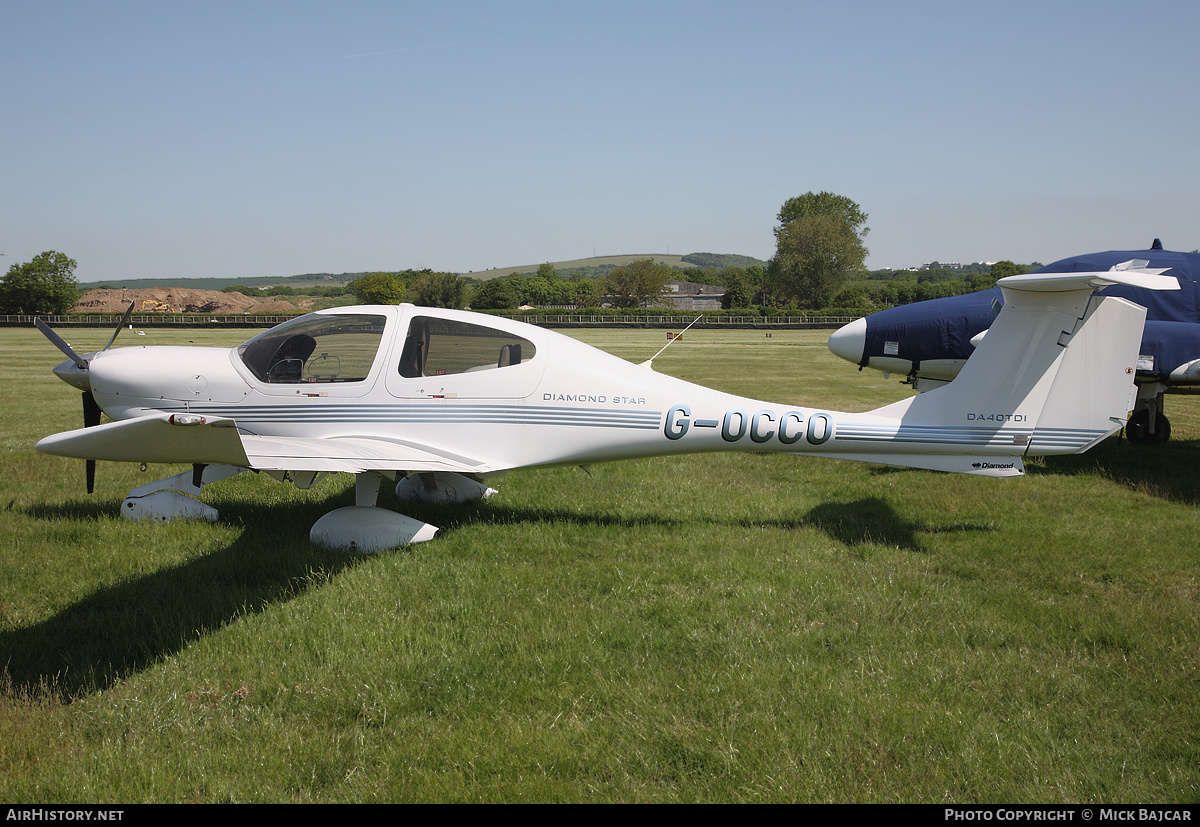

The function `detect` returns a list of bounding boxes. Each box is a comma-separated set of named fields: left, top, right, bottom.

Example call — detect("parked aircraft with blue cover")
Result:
left=828, top=242, right=1200, bottom=443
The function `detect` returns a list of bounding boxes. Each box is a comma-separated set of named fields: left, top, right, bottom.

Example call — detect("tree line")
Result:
left=3, top=195, right=1039, bottom=316
left=229, top=253, right=1034, bottom=314
left=348, top=260, right=683, bottom=312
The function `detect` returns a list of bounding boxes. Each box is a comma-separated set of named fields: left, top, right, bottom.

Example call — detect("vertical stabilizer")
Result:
left=1025, top=294, right=1145, bottom=453
left=869, top=274, right=1156, bottom=457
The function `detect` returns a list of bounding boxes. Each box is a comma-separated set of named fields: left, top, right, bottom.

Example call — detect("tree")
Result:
left=598, top=259, right=675, bottom=308
left=350, top=272, right=406, bottom=304
left=469, top=278, right=519, bottom=310
left=776, top=191, right=869, bottom=241
left=831, top=284, right=872, bottom=309
left=721, top=271, right=750, bottom=309
left=407, top=271, right=467, bottom=309
left=572, top=278, right=601, bottom=308
left=766, top=193, right=869, bottom=309
left=766, top=214, right=868, bottom=309
left=0, top=251, right=79, bottom=314
left=989, top=260, right=1026, bottom=279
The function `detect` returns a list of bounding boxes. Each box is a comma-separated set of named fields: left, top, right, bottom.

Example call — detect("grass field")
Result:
left=1, top=325, right=1197, bottom=803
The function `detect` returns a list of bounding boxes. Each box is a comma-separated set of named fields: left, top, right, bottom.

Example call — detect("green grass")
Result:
left=1, top=326, right=1197, bottom=802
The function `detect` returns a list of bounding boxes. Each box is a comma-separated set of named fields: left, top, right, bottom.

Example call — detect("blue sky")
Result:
left=3, top=0, right=1197, bottom=282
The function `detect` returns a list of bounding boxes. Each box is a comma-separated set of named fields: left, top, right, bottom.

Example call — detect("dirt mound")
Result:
left=73, top=288, right=299, bottom=314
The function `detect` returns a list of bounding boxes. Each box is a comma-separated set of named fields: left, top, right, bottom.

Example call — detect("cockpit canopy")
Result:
left=237, top=311, right=540, bottom=386
left=238, top=313, right=387, bottom=383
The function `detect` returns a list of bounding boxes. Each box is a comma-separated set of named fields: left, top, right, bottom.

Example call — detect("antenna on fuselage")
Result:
left=638, top=315, right=703, bottom=370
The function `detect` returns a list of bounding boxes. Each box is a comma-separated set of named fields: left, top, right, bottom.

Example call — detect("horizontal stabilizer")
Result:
left=998, top=269, right=1179, bottom=293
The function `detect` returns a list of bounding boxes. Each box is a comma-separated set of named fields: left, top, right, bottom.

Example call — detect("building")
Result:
left=656, top=280, right=726, bottom=311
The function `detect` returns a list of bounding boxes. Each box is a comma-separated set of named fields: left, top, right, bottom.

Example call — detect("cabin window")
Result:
left=238, top=313, right=387, bottom=383
left=398, top=317, right=537, bottom=378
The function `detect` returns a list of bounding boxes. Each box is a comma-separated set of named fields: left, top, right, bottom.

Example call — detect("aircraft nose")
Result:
left=828, top=317, right=867, bottom=364
left=52, top=355, right=93, bottom=391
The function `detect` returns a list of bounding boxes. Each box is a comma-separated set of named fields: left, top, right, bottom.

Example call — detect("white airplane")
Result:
left=34, top=268, right=1176, bottom=552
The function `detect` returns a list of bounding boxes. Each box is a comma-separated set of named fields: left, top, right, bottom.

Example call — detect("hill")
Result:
left=465, top=252, right=768, bottom=281
left=464, top=254, right=691, bottom=281
left=77, top=272, right=366, bottom=292
left=77, top=254, right=769, bottom=291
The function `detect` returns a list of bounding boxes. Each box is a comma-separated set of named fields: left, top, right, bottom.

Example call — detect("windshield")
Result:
left=238, top=313, right=387, bottom=383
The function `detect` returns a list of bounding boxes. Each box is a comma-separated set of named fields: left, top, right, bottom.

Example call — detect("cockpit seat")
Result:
left=498, top=343, right=522, bottom=367
left=265, top=334, right=316, bottom=382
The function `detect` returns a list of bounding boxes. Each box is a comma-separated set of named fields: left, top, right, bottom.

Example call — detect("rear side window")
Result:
left=398, top=317, right=536, bottom=378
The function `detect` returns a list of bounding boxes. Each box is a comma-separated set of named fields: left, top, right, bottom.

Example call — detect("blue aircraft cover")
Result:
left=1037, top=247, right=1199, bottom=324
left=860, top=247, right=1200, bottom=380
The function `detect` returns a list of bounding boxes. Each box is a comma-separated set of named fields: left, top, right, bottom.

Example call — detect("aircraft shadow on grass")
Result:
left=364, top=489, right=993, bottom=554
left=7, top=487, right=994, bottom=699
left=797, top=498, right=994, bottom=552
left=390, top=493, right=995, bottom=554
left=5, top=496, right=366, bottom=700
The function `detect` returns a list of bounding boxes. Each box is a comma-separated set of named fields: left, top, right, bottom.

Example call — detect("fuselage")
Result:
left=68, top=303, right=1049, bottom=477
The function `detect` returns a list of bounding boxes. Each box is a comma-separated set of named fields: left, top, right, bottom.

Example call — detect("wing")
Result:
left=238, top=433, right=493, bottom=474
left=34, top=414, right=494, bottom=475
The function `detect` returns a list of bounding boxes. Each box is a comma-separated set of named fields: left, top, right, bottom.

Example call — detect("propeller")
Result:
left=83, top=390, right=101, bottom=493
left=34, top=302, right=136, bottom=494
left=34, top=317, right=88, bottom=369
left=103, top=300, right=136, bottom=351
